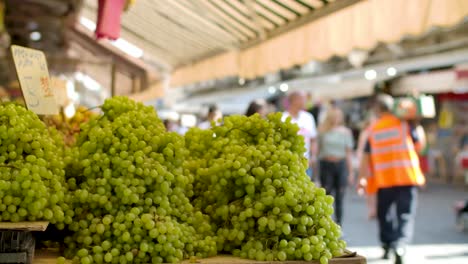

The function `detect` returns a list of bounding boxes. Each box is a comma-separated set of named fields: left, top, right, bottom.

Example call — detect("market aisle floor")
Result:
left=342, top=184, right=468, bottom=264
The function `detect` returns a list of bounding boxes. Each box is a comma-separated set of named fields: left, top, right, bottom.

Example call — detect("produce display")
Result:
left=0, top=97, right=345, bottom=264
left=63, top=97, right=216, bottom=264
left=0, top=103, right=69, bottom=227
left=43, top=106, right=97, bottom=146
left=185, top=114, right=345, bottom=263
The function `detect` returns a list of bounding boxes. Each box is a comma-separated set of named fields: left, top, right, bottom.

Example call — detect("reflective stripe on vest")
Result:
left=372, top=127, right=400, bottom=142
left=371, top=144, right=412, bottom=155
left=374, top=159, right=420, bottom=171
left=371, top=123, right=415, bottom=155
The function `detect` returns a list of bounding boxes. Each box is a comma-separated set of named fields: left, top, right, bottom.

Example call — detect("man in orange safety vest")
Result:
left=360, top=94, right=426, bottom=264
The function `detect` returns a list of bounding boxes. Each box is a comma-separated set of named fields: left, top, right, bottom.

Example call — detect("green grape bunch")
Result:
left=185, top=113, right=346, bottom=264
left=63, top=97, right=217, bottom=264
left=0, top=103, right=69, bottom=227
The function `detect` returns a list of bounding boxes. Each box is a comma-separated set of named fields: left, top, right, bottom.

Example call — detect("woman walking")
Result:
left=318, top=107, right=354, bottom=226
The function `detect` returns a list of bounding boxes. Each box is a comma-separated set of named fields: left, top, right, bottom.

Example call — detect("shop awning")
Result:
left=82, top=0, right=354, bottom=67
left=392, top=67, right=468, bottom=95
left=392, top=70, right=456, bottom=95
left=172, top=0, right=468, bottom=87
left=81, top=0, right=361, bottom=86
left=82, top=0, right=468, bottom=98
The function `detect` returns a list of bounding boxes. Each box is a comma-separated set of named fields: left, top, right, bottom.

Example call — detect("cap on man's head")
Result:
left=375, top=94, right=394, bottom=112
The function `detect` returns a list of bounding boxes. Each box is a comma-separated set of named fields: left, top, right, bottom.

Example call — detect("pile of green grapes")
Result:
left=1, top=98, right=347, bottom=263
left=185, top=113, right=346, bottom=264
left=63, top=97, right=216, bottom=264
left=0, top=103, right=70, bottom=226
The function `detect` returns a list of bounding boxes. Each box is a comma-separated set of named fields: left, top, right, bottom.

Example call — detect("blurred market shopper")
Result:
left=281, top=91, right=318, bottom=179
left=318, top=107, right=354, bottom=226
left=199, top=104, right=223, bottom=129
left=455, top=132, right=468, bottom=185
left=360, top=94, right=426, bottom=264
left=454, top=199, right=468, bottom=231
left=163, top=119, right=178, bottom=132
left=245, top=99, right=267, bottom=117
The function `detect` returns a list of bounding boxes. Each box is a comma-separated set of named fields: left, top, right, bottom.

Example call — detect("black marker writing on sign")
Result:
left=22, top=76, right=39, bottom=107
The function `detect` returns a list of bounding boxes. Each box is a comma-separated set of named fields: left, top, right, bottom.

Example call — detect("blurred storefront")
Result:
left=388, top=66, right=468, bottom=186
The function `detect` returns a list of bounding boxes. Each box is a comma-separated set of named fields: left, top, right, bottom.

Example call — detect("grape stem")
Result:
left=84, top=105, right=103, bottom=113
left=0, top=164, right=20, bottom=169
left=224, top=127, right=256, bottom=138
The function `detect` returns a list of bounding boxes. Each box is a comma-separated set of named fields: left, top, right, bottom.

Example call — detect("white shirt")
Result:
left=177, top=126, right=188, bottom=135
left=282, top=110, right=318, bottom=160
left=198, top=121, right=211, bottom=130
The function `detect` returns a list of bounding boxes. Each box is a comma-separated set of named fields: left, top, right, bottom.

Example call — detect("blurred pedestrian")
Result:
left=456, top=132, right=468, bottom=183
left=360, top=94, right=426, bottom=264
left=176, top=119, right=188, bottom=135
left=318, top=107, right=354, bottom=226
left=454, top=199, right=468, bottom=231
left=282, top=91, right=318, bottom=180
left=199, top=104, right=222, bottom=129
left=163, top=119, right=178, bottom=132
left=455, top=131, right=468, bottom=229
left=245, top=99, right=267, bottom=117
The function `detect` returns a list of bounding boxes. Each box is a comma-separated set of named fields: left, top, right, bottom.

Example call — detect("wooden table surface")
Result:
left=34, top=250, right=366, bottom=264
left=0, top=221, right=49, bottom=231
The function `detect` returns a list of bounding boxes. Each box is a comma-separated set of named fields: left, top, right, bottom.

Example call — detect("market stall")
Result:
left=1, top=0, right=468, bottom=263
left=391, top=68, right=468, bottom=186
left=0, top=8, right=368, bottom=261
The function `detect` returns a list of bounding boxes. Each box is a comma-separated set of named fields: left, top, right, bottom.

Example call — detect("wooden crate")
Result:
left=0, top=222, right=49, bottom=264
left=34, top=250, right=366, bottom=264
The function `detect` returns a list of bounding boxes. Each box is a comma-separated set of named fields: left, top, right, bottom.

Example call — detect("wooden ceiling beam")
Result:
left=124, top=11, right=217, bottom=53
left=121, top=17, right=226, bottom=67
left=257, top=0, right=298, bottom=20
left=80, top=9, right=178, bottom=67
left=242, top=0, right=363, bottom=49
left=301, top=0, right=324, bottom=8
left=157, top=0, right=241, bottom=44
left=227, top=0, right=275, bottom=31
left=275, top=0, right=311, bottom=14
left=79, top=12, right=185, bottom=65
left=82, top=5, right=217, bottom=61
left=151, top=0, right=237, bottom=49
left=197, top=0, right=257, bottom=39
left=247, top=1, right=287, bottom=26
left=207, top=0, right=262, bottom=35
left=137, top=1, right=233, bottom=49
left=85, top=3, right=216, bottom=52
left=181, top=0, right=250, bottom=41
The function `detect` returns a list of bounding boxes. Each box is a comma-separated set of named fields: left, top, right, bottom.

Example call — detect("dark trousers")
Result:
left=320, top=159, right=347, bottom=225
left=377, top=185, right=417, bottom=248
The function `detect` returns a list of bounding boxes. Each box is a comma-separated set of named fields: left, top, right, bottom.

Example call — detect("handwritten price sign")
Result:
left=50, top=77, right=69, bottom=107
left=11, top=45, right=58, bottom=115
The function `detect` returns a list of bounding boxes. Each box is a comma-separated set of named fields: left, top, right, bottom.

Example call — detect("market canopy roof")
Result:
left=81, top=0, right=468, bottom=98
left=81, top=0, right=353, bottom=69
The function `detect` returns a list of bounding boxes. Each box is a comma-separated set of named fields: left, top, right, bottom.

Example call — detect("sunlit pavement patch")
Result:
left=349, top=244, right=468, bottom=264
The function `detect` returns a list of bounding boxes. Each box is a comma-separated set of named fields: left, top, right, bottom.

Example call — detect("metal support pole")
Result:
left=110, top=63, right=117, bottom=97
